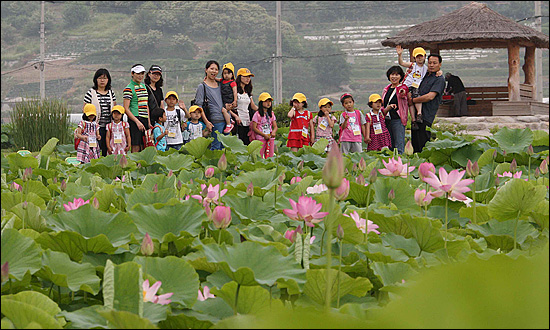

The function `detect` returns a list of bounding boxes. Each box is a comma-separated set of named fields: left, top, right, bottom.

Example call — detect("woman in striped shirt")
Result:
left=123, top=64, right=150, bottom=153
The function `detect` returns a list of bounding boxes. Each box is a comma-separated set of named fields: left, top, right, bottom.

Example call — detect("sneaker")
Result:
left=411, top=121, right=419, bottom=130
left=223, top=123, right=234, bottom=134
left=416, top=113, right=423, bottom=124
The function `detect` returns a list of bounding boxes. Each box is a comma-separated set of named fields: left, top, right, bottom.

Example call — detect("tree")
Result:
left=62, top=2, right=90, bottom=28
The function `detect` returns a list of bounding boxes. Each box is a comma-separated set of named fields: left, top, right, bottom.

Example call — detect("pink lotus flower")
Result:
left=497, top=171, right=526, bottom=181
left=10, top=182, right=22, bottom=192
left=306, top=184, right=328, bottom=194
left=205, top=167, right=215, bottom=178
left=114, top=175, right=126, bottom=182
left=1, top=262, right=8, bottom=283
left=284, top=226, right=303, bottom=243
left=218, top=153, right=227, bottom=171
left=211, top=205, right=232, bottom=229
left=290, top=176, right=302, bottom=185
left=197, top=286, right=215, bottom=301
left=190, top=184, right=228, bottom=207
left=334, top=178, right=350, bottom=201
left=378, top=156, right=415, bottom=178
left=418, top=162, right=436, bottom=180
left=143, top=279, right=173, bottom=305
left=283, top=196, right=329, bottom=228
left=63, top=197, right=90, bottom=211
left=422, top=167, right=474, bottom=201
left=344, top=211, right=380, bottom=234
left=414, top=189, right=436, bottom=207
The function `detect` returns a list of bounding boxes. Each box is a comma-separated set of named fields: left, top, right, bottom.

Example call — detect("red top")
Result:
left=288, top=110, right=312, bottom=141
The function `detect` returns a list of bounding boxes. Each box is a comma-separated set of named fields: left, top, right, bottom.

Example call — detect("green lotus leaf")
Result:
left=35, top=250, right=101, bottom=294
left=488, top=178, right=546, bottom=221
left=493, top=126, right=534, bottom=155
left=231, top=168, right=279, bottom=191
left=103, top=260, right=143, bottom=316
left=528, top=200, right=549, bottom=230
left=39, top=137, right=59, bottom=157
left=154, top=154, right=194, bottom=172
left=459, top=204, right=490, bottom=224
left=159, top=310, right=217, bottom=329
left=381, top=232, right=421, bottom=257
left=369, top=211, right=412, bottom=238
left=348, top=181, right=372, bottom=206
left=217, top=134, right=249, bottom=154
left=128, top=201, right=205, bottom=243
left=1, top=228, right=43, bottom=281
left=358, top=242, right=410, bottom=263
left=247, top=140, right=264, bottom=156
left=7, top=152, right=38, bottom=172
left=2, top=191, right=44, bottom=211
left=303, top=269, right=372, bottom=306
left=200, top=241, right=306, bottom=288
left=403, top=215, right=445, bottom=253
left=85, top=163, right=123, bottom=180
left=223, top=195, right=278, bottom=222
left=133, top=256, right=199, bottom=308
left=183, top=137, right=213, bottom=159
left=476, top=148, right=498, bottom=169
left=211, top=281, right=284, bottom=315
left=10, top=201, right=47, bottom=232
left=451, top=144, right=483, bottom=168
left=127, top=147, right=159, bottom=166
left=58, top=305, right=109, bottom=329
left=11, top=179, right=51, bottom=202
left=127, top=188, right=178, bottom=209
left=141, top=174, right=178, bottom=191
left=92, top=184, right=120, bottom=212
left=532, top=130, right=549, bottom=147
left=371, top=261, right=418, bottom=287
left=467, top=219, right=539, bottom=251
left=98, top=309, right=157, bottom=329
left=1, top=291, right=64, bottom=329
left=335, top=213, right=365, bottom=245
left=373, top=177, right=417, bottom=211
left=420, top=139, right=470, bottom=165
left=47, top=204, right=136, bottom=246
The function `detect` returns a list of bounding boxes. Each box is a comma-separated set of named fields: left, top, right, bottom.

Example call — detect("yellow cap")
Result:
left=189, top=105, right=203, bottom=113
left=111, top=105, right=125, bottom=114
left=258, top=92, right=273, bottom=102
left=222, top=62, right=235, bottom=75
left=237, top=68, right=254, bottom=77
left=165, top=91, right=179, bottom=100
left=369, top=94, right=383, bottom=103
left=318, top=98, right=333, bottom=108
left=83, top=104, right=97, bottom=117
left=291, top=92, right=307, bottom=104
left=412, top=47, right=426, bottom=58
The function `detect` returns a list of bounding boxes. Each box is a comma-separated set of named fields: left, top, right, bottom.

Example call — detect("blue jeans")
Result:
left=167, top=144, right=182, bottom=151
left=210, top=122, right=227, bottom=150
left=389, top=118, right=405, bottom=154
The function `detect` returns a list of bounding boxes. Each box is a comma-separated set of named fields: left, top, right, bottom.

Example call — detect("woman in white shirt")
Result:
left=233, top=68, right=258, bottom=145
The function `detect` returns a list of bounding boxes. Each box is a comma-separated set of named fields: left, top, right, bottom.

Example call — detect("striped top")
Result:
left=123, top=80, right=149, bottom=118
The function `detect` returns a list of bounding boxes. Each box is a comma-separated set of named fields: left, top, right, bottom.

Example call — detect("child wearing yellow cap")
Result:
left=75, top=104, right=102, bottom=164
left=365, top=94, right=392, bottom=151
left=287, top=93, right=314, bottom=152
left=250, top=92, right=278, bottom=158
left=106, top=105, right=131, bottom=155
left=313, top=98, right=337, bottom=152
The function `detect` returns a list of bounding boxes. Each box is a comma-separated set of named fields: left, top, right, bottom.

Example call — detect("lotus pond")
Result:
left=1, top=127, right=549, bottom=329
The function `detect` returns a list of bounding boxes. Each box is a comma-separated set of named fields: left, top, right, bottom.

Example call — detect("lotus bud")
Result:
left=278, top=185, right=283, bottom=191
left=177, top=180, right=182, bottom=190
left=168, top=170, right=173, bottom=177
left=60, top=179, right=67, bottom=192
left=205, top=167, right=215, bottom=178
left=212, top=205, right=232, bottom=229
left=278, top=173, right=285, bottom=185
left=540, top=158, right=548, bottom=175
left=527, top=145, right=534, bottom=156
left=418, top=162, right=436, bottom=180
left=358, top=157, right=366, bottom=172
left=92, top=197, right=99, bottom=209
left=466, top=159, right=474, bottom=177
left=356, top=173, right=365, bottom=186
left=217, top=153, right=227, bottom=171
left=495, top=176, right=500, bottom=186
left=22, top=201, right=28, bottom=209
left=492, top=149, right=498, bottom=160
left=119, top=154, right=128, bottom=168
left=323, top=147, right=344, bottom=189
left=352, top=164, right=357, bottom=173
left=297, top=160, right=304, bottom=172
left=334, top=178, right=350, bottom=201
left=290, top=176, right=302, bottom=185
left=284, top=229, right=297, bottom=243
left=510, top=159, right=517, bottom=173
left=246, top=182, right=254, bottom=197
left=337, top=224, right=344, bottom=240
left=22, top=167, right=32, bottom=182
left=466, top=159, right=479, bottom=178
left=388, top=189, right=395, bottom=201
left=140, top=233, right=154, bottom=256
left=136, top=162, right=142, bottom=169
left=404, top=140, right=414, bottom=156
left=472, top=161, right=479, bottom=177
left=368, top=167, right=378, bottom=184
left=11, top=182, right=22, bottom=192
left=53, top=177, right=58, bottom=184
left=296, top=225, right=303, bottom=235
left=153, top=183, right=158, bottom=193
left=534, top=167, right=540, bottom=178
left=1, top=262, right=8, bottom=283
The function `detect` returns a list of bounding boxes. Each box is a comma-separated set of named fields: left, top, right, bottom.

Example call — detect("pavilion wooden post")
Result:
left=409, top=47, right=415, bottom=62
left=507, top=43, right=521, bottom=101
left=523, top=46, right=536, bottom=98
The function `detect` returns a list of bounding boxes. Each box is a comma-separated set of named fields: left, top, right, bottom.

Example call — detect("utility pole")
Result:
left=535, top=1, right=543, bottom=101
left=40, top=1, right=45, bottom=100
left=272, top=54, right=277, bottom=102
left=275, top=1, right=283, bottom=105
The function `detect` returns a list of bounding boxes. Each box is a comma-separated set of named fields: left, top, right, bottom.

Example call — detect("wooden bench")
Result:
left=438, top=86, right=508, bottom=117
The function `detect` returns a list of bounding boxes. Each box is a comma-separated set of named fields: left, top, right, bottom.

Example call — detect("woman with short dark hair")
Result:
left=382, top=65, right=410, bottom=154
left=83, top=68, right=117, bottom=157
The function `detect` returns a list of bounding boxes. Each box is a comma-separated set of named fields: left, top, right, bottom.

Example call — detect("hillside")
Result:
left=1, top=1, right=548, bottom=117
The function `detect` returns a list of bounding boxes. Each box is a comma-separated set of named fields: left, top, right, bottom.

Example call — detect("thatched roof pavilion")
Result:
left=381, top=1, right=549, bottom=116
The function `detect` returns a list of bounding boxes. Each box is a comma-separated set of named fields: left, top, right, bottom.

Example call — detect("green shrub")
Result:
left=10, top=97, right=71, bottom=151
left=273, top=102, right=292, bottom=128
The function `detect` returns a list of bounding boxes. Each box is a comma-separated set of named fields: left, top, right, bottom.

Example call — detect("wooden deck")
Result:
left=438, top=85, right=548, bottom=116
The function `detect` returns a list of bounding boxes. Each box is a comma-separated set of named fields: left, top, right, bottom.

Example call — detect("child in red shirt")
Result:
left=286, top=93, right=314, bottom=152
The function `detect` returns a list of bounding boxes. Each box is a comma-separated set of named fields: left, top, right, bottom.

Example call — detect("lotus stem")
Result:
left=445, top=193, right=449, bottom=252
left=325, top=188, right=335, bottom=311
left=218, top=229, right=223, bottom=245
left=234, top=283, right=241, bottom=315
left=514, top=211, right=521, bottom=250
left=472, top=179, right=477, bottom=225
left=336, top=239, right=343, bottom=309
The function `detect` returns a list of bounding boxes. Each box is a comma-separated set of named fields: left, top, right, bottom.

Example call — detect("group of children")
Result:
left=76, top=46, right=435, bottom=163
